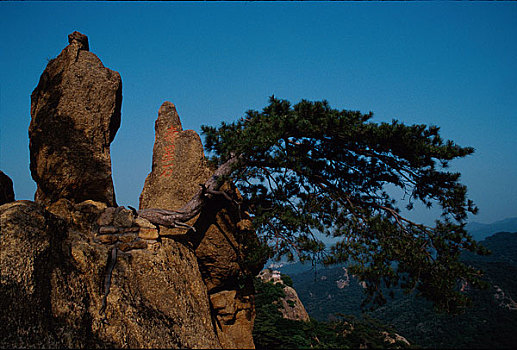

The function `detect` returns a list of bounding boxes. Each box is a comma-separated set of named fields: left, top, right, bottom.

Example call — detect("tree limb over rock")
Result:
left=137, top=154, right=241, bottom=229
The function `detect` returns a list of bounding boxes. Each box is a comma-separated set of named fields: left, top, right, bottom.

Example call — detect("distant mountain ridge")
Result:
left=266, top=217, right=517, bottom=275
left=466, top=217, right=517, bottom=241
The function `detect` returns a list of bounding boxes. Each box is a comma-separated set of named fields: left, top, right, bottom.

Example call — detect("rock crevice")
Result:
left=1, top=199, right=222, bottom=348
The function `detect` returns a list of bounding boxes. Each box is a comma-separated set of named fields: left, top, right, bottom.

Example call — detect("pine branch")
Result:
left=136, top=154, right=241, bottom=229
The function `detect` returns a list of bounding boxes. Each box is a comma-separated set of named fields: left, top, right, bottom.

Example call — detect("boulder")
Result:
left=280, top=285, right=310, bottom=322
left=139, top=103, right=265, bottom=348
left=258, top=269, right=310, bottom=322
left=0, top=200, right=221, bottom=348
left=0, top=170, right=15, bottom=205
left=29, top=31, right=121, bottom=207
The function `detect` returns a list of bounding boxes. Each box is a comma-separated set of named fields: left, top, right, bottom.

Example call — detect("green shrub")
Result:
left=281, top=273, right=294, bottom=287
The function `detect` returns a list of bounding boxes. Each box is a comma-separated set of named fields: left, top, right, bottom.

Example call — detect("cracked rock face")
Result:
left=2, top=32, right=223, bottom=349
left=2, top=31, right=266, bottom=349
left=29, top=31, right=121, bottom=207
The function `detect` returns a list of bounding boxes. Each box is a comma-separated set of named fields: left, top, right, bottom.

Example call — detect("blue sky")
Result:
left=1, top=2, right=516, bottom=226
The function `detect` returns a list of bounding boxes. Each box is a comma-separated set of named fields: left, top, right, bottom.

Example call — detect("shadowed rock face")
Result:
left=139, top=103, right=264, bottom=349
left=0, top=200, right=221, bottom=349
left=29, top=31, right=121, bottom=207
left=2, top=32, right=224, bottom=349
left=0, top=171, right=15, bottom=205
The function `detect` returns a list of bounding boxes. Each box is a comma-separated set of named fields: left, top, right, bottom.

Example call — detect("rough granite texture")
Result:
left=139, top=102, right=264, bottom=348
left=29, top=31, right=121, bottom=207
left=280, top=285, right=311, bottom=322
left=139, top=102, right=212, bottom=212
left=1, top=32, right=223, bottom=349
left=0, top=200, right=221, bottom=349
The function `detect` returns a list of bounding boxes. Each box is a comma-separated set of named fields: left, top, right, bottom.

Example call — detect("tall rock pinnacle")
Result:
left=29, top=31, right=121, bottom=207
left=139, top=102, right=212, bottom=211
left=139, top=103, right=264, bottom=348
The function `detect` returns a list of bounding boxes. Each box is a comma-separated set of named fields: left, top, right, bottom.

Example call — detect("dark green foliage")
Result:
left=281, top=273, right=293, bottom=287
left=252, top=277, right=413, bottom=349
left=289, top=265, right=368, bottom=320
left=202, top=96, right=488, bottom=312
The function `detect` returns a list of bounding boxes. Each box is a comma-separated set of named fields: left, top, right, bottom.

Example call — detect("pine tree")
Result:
left=139, top=96, right=489, bottom=313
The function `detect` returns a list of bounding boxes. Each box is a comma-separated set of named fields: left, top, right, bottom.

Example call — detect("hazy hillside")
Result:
left=370, top=231, right=517, bottom=348
left=466, top=217, right=517, bottom=241
left=282, top=231, right=517, bottom=348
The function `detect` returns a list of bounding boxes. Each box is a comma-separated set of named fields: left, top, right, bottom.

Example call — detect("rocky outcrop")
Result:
left=29, top=31, right=121, bottom=207
left=381, top=332, right=411, bottom=347
left=258, top=269, right=310, bottom=322
left=139, top=103, right=264, bottom=348
left=0, top=200, right=221, bottom=348
left=1, top=201, right=70, bottom=348
left=280, top=285, right=311, bottom=322
left=0, top=171, right=15, bottom=205
left=193, top=191, right=263, bottom=349
left=493, top=285, right=517, bottom=311
left=2, top=32, right=224, bottom=349
left=2, top=32, right=265, bottom=349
